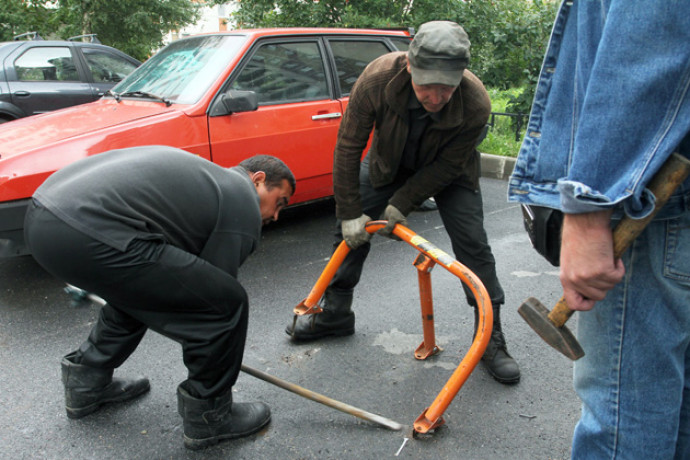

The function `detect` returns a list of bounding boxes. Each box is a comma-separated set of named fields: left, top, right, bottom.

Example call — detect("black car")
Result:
left=0, top=34, right=141, bottom=123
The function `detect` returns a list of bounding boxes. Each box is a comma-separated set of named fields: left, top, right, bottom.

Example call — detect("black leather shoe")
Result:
left=178, top=385, right=271, bottom=450
left=65, top=377, right=151, bottom=419
left=62, top=352, right=150, bottom=419
left=285, top=310, right=355, bottom=341
left=473, top=307, right=520, bottom=384
left=417, top=198, right=438, bottom=211
left=481, top=329, right=521, bottom=384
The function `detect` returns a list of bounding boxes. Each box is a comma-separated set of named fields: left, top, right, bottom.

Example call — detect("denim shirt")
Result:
left=508, top=0, right=690, bottom=219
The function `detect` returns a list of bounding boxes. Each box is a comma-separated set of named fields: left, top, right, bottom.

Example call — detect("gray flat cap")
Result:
left=408, top=21, right=470, bottom=87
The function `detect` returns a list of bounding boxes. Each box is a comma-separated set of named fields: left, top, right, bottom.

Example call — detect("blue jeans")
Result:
left=572, top=202, right=690, bottom=459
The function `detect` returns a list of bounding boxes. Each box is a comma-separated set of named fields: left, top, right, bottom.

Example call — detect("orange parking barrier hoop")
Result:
left=292, top=220, right=493, bottom=435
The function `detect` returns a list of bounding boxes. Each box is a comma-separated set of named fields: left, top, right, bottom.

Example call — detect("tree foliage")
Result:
left=0, top=0, right=53, bottom=40
left=2, top=0, right=558, bottom=113
left=234, top=0, right=559, bottom=114
left=455, top=0, right=558, bottom=114
left=53, top=0, right=206, bottom=60
left=0, top=0, right=226, bottom=61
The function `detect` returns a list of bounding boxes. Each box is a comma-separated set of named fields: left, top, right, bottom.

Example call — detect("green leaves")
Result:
left=1, top=0, right=201, bottom=61
left=3, top=0, right=559, bottom=115
left=233, top=0, right=418, bottom=29
left=0, top=0, right=52, bottom=41
left=233, top=0, right=558, bottom=114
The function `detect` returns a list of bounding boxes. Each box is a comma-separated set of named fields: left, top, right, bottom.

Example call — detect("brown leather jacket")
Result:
left=333, top=51, right=491, bottom=220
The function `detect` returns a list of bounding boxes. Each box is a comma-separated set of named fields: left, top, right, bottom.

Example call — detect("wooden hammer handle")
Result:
left=612, top=154, right=690, bottom=257
left=548, top=152, right=690, bottom=328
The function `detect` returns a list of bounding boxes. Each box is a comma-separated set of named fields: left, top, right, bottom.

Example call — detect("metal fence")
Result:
left=488, top=111, right=528, bottom=142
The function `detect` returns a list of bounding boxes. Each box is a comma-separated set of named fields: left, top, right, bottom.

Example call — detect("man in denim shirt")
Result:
left=509, top=1, right=690, bottom=457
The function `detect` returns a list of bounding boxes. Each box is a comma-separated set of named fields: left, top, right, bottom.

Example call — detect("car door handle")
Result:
left=14, top=91, right=30, bottom=97
left=311, top=112, right=342, bottom=121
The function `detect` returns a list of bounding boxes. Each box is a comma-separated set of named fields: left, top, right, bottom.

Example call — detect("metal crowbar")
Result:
left=63, top=285, right=403, bottom=431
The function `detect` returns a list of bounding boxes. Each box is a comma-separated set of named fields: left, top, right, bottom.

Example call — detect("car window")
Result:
left=14, top=47, right=80, bottom=82
left=328, top=40, right=394, bottom=95
left=113, top=35, right=247, bottom=104
left=230, top=41, right=329, bottom=105
left=390, top=37, right=411, bottom=51
left=82, top=49, right=138, bottom=83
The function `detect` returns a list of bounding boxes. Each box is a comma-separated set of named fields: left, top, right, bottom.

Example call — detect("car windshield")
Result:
left=112, top=35, right=246, bottom=105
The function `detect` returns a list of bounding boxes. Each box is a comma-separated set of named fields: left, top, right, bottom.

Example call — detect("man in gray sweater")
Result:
left=24, top=145, right=295, bottom=450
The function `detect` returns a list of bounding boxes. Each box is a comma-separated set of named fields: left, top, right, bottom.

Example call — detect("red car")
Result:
left=0, top=28, right=412, bottom=257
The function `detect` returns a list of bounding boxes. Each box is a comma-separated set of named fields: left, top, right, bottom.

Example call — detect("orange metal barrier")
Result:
left=292, top=221, right=493, bottom=435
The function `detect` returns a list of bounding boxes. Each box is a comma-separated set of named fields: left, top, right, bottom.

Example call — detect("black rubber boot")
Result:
left=474, top=306, right=521, bottom=384
left=177, top=384, right=271, bottom=450
left=61, top=352, right=150, bottom=419
left=285, top=290, right=355, bottom=341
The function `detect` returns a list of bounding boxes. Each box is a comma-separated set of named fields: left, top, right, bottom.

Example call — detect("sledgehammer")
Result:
left=518, top=152, right=690, bottom=360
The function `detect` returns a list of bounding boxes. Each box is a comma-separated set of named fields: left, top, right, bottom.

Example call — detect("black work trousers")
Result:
left=24, top=200, right=248, bottom=399
left=328, top=156, right=505, bottom=308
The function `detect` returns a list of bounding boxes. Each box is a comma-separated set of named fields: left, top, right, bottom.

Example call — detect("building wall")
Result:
left=163, top=2, right=239, bottom=44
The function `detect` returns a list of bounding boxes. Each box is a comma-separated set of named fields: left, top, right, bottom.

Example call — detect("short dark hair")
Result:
left=239, top=155, right=296, bottom=195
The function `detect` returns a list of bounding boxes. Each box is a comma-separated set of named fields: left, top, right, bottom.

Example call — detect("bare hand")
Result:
left=559, top=211, right=625, bottom=311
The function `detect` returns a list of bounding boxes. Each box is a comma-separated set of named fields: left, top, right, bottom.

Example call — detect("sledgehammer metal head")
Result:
left=518, top=153, right=690, bottom=361
left=518, top=296, right=584, bottom=360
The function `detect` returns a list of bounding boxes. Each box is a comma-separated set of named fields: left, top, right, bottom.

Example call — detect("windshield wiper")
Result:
left=104, top=89, right=121, bottom=102
left=119, top=90, right=172, bottom=107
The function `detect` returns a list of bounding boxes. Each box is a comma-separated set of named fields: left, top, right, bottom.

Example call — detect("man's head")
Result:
left=239, top=155, right=296, bottom=225
left=407, top=21, right=470, bottom=112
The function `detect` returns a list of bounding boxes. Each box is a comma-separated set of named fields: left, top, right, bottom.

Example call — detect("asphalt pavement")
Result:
left=0, top=170, right=580, bottom=459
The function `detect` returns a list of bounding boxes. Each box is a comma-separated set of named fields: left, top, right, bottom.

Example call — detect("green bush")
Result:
left=479, top=88, right=528, bottom=158
left=456, top=1, right=558, bottom=95
left=233, top=0, right=558, bottom=117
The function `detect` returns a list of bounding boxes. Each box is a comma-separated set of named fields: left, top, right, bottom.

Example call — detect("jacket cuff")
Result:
left=388, top=195, right=415, bottom=217
left=335, top=204, right=364, bottom=221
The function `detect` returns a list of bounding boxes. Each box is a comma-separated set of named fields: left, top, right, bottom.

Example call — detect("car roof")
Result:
left=185, top=27, right=413, bottom=40
left=0, top=39, right=121, bottom=47
left=0, top=39, right=138, bottom=57
left=0, top=39, right=142, bottom=67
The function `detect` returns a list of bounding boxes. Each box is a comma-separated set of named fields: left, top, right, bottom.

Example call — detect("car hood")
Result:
left=0, top=99, right=175, bottom=159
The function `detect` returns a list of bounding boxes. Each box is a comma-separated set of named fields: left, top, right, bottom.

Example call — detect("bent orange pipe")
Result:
left=413, top=253, right=441, bottom=360
left=292, top=240, right=351, bottom=315
left=292, top=221, right=492, bottom=435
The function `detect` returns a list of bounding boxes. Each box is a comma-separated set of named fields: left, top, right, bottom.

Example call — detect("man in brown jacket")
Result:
left=286, top=21, right=520, bottom=383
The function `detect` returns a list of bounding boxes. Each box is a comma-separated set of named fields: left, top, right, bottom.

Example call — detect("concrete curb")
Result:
left=480, top=152, right=516, bottom=181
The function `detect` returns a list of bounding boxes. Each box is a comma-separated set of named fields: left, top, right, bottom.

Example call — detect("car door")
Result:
left=325, top=36, right=408, bottom=115
left=207, top=34, right=404, bottom=204
left=7, top=44, right=93, bottom=115
left=208, top=37, right=343, bottom=204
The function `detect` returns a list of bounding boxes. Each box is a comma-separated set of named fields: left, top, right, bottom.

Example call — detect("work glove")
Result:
left=342, top=214, right=372, bottom=249
left=377, top=205, right=407, bottom=239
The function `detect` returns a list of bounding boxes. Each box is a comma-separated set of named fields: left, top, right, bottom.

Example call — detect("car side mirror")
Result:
left=209, top=90, right=258, bottom=117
